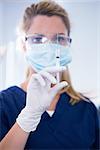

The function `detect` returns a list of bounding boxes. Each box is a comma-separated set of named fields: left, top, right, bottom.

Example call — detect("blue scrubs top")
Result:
left=0, top=86, right=99, bottom=149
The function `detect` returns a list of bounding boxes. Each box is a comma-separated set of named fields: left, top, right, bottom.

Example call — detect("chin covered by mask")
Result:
left=25, top=43, right=72, bottom=72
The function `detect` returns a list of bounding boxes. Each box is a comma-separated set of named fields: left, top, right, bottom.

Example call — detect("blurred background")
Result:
left=0, top=0, right=100, bottom=107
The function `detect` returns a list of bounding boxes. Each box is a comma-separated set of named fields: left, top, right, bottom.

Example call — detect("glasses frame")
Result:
left=25, top=33, right=72, bottom=46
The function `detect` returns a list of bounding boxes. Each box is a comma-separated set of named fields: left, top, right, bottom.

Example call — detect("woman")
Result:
left=0, top=0, right=99, bottom=149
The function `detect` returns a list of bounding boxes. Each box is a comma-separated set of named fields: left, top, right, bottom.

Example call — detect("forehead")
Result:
left=27, top=15, right=68, bottom=35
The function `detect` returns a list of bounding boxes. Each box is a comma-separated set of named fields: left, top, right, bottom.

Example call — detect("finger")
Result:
left=43, top=66, right=66, bottom=73
left=39, top=71, right=57, bottom=84
left=52, top=81, right=68, bottom=96
left=29, top=74, right=46, bottom=87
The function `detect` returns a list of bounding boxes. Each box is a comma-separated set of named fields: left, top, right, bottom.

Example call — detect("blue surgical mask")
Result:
left=25, top=43, right=72, bottom=72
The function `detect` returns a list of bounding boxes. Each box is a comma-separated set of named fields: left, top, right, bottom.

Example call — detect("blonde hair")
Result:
left=21, top=0, right=85, bottom=104
left=20, top=0, right=70, bottom=35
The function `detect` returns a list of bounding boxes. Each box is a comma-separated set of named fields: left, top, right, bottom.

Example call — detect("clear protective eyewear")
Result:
left=25, top=33, right=72, bottom=46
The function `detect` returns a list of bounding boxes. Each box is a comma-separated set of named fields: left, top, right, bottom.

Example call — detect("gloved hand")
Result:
left=17, top=66, right=68, bottom=133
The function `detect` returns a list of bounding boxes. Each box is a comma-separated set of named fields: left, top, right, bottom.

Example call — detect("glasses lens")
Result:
left=26, top=35, right=47, bottom=44
left=52, top=34, right=72, bottom=46
left=58, top=35, right=67, bottom=45
left=25, top=34, right=72, bottom=46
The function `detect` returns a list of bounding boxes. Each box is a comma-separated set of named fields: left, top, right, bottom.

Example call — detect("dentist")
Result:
left=0, top=0, right=99, bottom=149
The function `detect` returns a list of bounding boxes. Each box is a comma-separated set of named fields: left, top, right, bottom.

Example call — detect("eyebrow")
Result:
left=26, top=33, right=67, bottom=39
left=34, top=33, right=45, bottom=37
left=34, top=33, right=66, bottom=36
left=57, top=33, right=66, bottom=35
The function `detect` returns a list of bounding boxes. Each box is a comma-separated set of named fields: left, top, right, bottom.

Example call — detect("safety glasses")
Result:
left=25, top=33, right=72, bottom=46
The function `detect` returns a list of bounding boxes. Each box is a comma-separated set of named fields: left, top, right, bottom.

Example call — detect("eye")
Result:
left=58, top=36, right=66, bottom=42
left=32, top=36, right=43, bottom=44
left=56, top=35, right=67, bottom=45
left=52, top=35, right=66, bottom=44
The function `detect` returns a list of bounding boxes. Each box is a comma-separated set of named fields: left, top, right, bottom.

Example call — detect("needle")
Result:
left=56, top=48, right=60, bottom=83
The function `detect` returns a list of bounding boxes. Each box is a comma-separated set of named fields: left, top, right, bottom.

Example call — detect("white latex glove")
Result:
left=17, top=66, right=68, bottom=133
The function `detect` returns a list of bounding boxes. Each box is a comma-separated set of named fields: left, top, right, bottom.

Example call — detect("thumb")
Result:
left=51, top=81, right=68, bottom=96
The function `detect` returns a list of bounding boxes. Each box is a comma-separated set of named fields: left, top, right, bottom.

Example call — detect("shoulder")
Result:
left=0, top=86, right=26, bottom=139
left=80, top=96, right=98, bottom=117
left=61, top=92, right=99, bottom=119
left=58, top=93, right=99, bottom=148
left=60, top=92, right=99, bottom=132
left=77, top=96, right=98, bottom=119
left=0, top=85, right=26, bottom=97
left=0, top=86, right=26, bottom=140
left=0, top=86, right=26, bottom=116
left=0, top=86, right=26, bottom=104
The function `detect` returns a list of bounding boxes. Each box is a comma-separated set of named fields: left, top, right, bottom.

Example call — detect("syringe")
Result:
left=56, top=48, right=60, bottom=83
